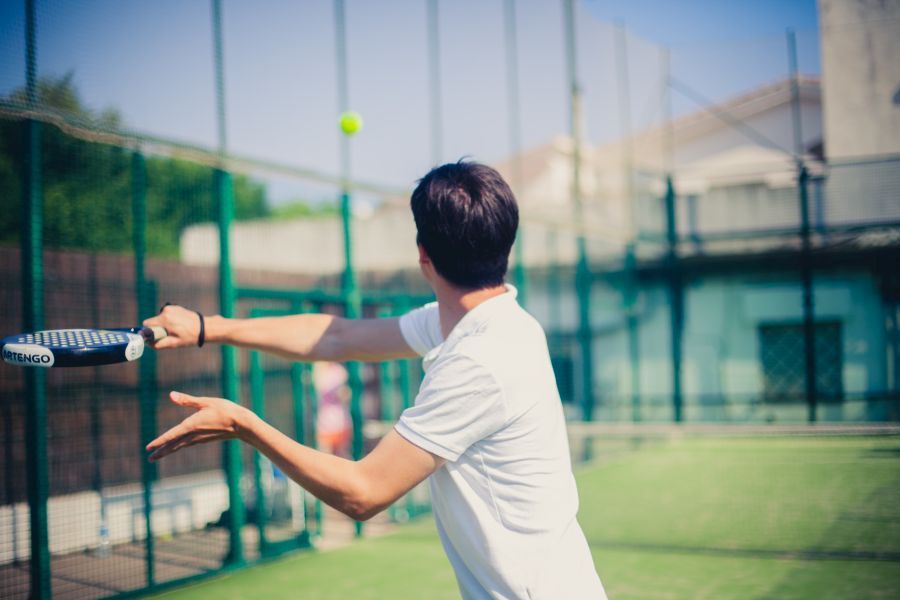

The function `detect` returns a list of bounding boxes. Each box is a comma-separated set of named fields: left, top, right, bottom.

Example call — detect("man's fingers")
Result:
left=146, top=421, right=192, bottom=452
left=169, top=391, right=205, bottom=409
left=151, top=336, right=179, bottom=349
left=142, top=315, right=162, bottom=328
left=148, top=431, right=227, bottom=461
left=148, top=431, right=201, bottom=461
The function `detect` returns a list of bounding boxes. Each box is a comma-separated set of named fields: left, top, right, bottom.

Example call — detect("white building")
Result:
left=819, top=0, right=900, bottom=159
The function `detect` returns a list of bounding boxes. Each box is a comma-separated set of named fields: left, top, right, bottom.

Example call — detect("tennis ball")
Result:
left=339, top=111, right=363, bottom=136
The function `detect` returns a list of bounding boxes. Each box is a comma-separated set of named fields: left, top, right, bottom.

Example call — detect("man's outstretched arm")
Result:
left=147, top=391, right=443, bottom=521
left=143, top=304, right=418, bottom=362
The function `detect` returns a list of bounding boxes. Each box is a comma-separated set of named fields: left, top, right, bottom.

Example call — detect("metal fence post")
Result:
left=665, top=176, right=684, bottom=422
left=563, top=0, right=596, bottom=450
left=216, top=168, right=245, bottom=565
left=132, top=151, right=158, bottom=587
left=23, top=0, right=50, bottom=594
left=624, top=244, right=641, bottom=422
left=798, top=165, right=817, bottom=422
left=334, top=0, right=364, bottom=538
left=249, top=350, right=269, bottom=556
left=787, top=30, right=818, bottom=423
left=23, top=101, right=51, bottom=600
left=288, top=301, right=311, bottom=546
left=341, top=187, right=364, bottom=538
left=377, top=306, right=397, bottom=423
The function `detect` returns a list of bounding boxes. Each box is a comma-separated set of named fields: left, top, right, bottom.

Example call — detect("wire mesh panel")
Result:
left=822, top=156, right=900, bottom=229
left=0, top=246, right=28, bottom=599
left=247, top=347, right=314, bottom=556
left=145, top=160, right=235, bottom=586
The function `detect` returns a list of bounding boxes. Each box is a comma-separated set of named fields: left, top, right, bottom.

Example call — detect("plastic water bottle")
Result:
left=98, top=523, right=110, bottom=557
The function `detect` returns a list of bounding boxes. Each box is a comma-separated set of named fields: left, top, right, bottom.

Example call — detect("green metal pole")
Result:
left=798, top=165, right=817, bottom=422
left=575, top=248, right=594, bottom=423
left=563, top=0, right=595, bottom=432
left=23, top=0, right=50, bottom=595
left=393, top=299, right=416, bottom=520
left=377, top=306, right=396, bottom=422
left=132, top=151, right=157, bottom=587
left=249, top=350, right=269, bottom=556
left=547, top=231, right=561, bottom=331
left=615, top=21, right=641, bottom=422
left=624, top=245, right=641, bottom=422
left=216, top=168, right=245, bottom=565
left=210, top=0, right=244, bottom=565
left=290, top=301, right=307, bottom=447
left=303, top=303, right=323, bottom=537
left=664, top=176, right=684, bottom=422
left=334, top=0, right=364, bottom=538
left=787, top=30, right=804, bottom=161
left=23, top=119, right=49, bottom=600
left=396, top=299, right=413, bottom=414
left=787, top=29, right=817, bottom=422
left=377, top=306, right=398, bottom=521
left=211, top=0, right=228, bottom=153
left=288, top=301, right=312, bottom=545
left=139, top=280, right=158, bottom=583
left=342, top=188, right=364, bottom=537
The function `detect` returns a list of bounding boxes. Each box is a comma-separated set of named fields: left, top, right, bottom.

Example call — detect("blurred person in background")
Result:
left=314, top=361, right=351, bottom=457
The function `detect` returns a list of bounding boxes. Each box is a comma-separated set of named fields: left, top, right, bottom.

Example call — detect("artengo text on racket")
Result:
left=2, top=348, right=52, bottom=364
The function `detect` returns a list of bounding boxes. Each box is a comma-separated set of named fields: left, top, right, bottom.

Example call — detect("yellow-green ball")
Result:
left=339, top=111, right=363, bottom=135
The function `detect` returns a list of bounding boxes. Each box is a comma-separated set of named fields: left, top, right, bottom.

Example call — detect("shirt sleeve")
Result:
left=398, top=302, right=443, bottom=356
left=394, top=353, right=507, bottom=462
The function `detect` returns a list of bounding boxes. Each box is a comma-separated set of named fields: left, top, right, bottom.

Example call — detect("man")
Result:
left=144, top=161, right=607, bottom=599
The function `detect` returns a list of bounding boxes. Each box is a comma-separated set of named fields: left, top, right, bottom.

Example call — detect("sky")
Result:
left=0, top=0, right=820, bottom=205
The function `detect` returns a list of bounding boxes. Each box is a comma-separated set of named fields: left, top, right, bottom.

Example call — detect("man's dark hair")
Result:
left=411, top=160, right=519, bottom=289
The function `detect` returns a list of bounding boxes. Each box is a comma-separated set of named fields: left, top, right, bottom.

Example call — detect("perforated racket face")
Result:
left=1, top=328, right=146, bottom=367
left=14, top=329, right=133, bottom=349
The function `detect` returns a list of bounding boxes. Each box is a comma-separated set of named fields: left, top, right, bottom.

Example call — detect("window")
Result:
left=758, top=321, right=843, bottom=403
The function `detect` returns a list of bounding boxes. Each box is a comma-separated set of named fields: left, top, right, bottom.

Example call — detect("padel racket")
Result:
left=1, top=326, right=167, bottom=368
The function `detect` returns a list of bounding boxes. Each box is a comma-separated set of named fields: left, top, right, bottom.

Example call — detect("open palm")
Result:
left=146, top=391, right=245, bottom=461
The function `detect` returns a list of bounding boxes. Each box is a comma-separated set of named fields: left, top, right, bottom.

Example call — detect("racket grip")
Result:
left=147, top=326, right=168, bottom=342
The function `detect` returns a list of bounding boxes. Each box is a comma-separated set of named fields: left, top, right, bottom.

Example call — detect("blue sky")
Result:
left=0, top=0, right=819, bottom=204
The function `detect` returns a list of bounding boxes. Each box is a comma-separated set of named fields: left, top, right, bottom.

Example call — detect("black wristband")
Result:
left=196, top=311, right=205, bottom=348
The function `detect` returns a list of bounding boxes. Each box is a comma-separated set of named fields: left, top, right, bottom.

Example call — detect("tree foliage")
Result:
left=271, top=199, right=339, bottom=220
left=0, top=74, right=269, bottom=257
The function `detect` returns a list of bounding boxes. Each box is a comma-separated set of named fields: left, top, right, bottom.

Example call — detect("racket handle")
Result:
left=146, top=326, right=168, bottom=342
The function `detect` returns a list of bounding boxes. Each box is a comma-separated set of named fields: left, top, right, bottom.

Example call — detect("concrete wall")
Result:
left=181, top=207, right=419, bottom=275
left=819, top=0, right=900, bottom=158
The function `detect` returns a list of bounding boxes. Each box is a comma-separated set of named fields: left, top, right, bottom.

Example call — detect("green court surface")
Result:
left=155, top=435, right=900, bottom=600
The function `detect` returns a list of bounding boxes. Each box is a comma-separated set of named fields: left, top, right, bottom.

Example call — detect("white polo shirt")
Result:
left=396, top=287, right=606, bottom=600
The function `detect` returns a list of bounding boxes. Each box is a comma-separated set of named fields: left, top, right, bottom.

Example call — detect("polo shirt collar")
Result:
left=423, top=285, right=518, bottom=368
left=446, top=284, right=518, bottom=342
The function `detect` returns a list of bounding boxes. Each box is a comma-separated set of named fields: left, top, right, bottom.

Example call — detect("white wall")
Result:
left=819, top=0, right=900, bottom=158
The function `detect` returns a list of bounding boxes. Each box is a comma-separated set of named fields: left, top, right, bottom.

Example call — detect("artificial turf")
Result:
left=154, top=435, right=900, bottom=599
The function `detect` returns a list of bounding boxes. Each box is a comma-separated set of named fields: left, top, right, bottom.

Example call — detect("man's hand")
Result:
left=146, top=392, right=247, bottom=461
left=143, top=305, right=203, bottom=349
left=147, top=390, right=443, bottom=522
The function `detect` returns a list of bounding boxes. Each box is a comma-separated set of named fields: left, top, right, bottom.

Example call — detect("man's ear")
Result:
left=417, top=244, right=431, bottom=266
